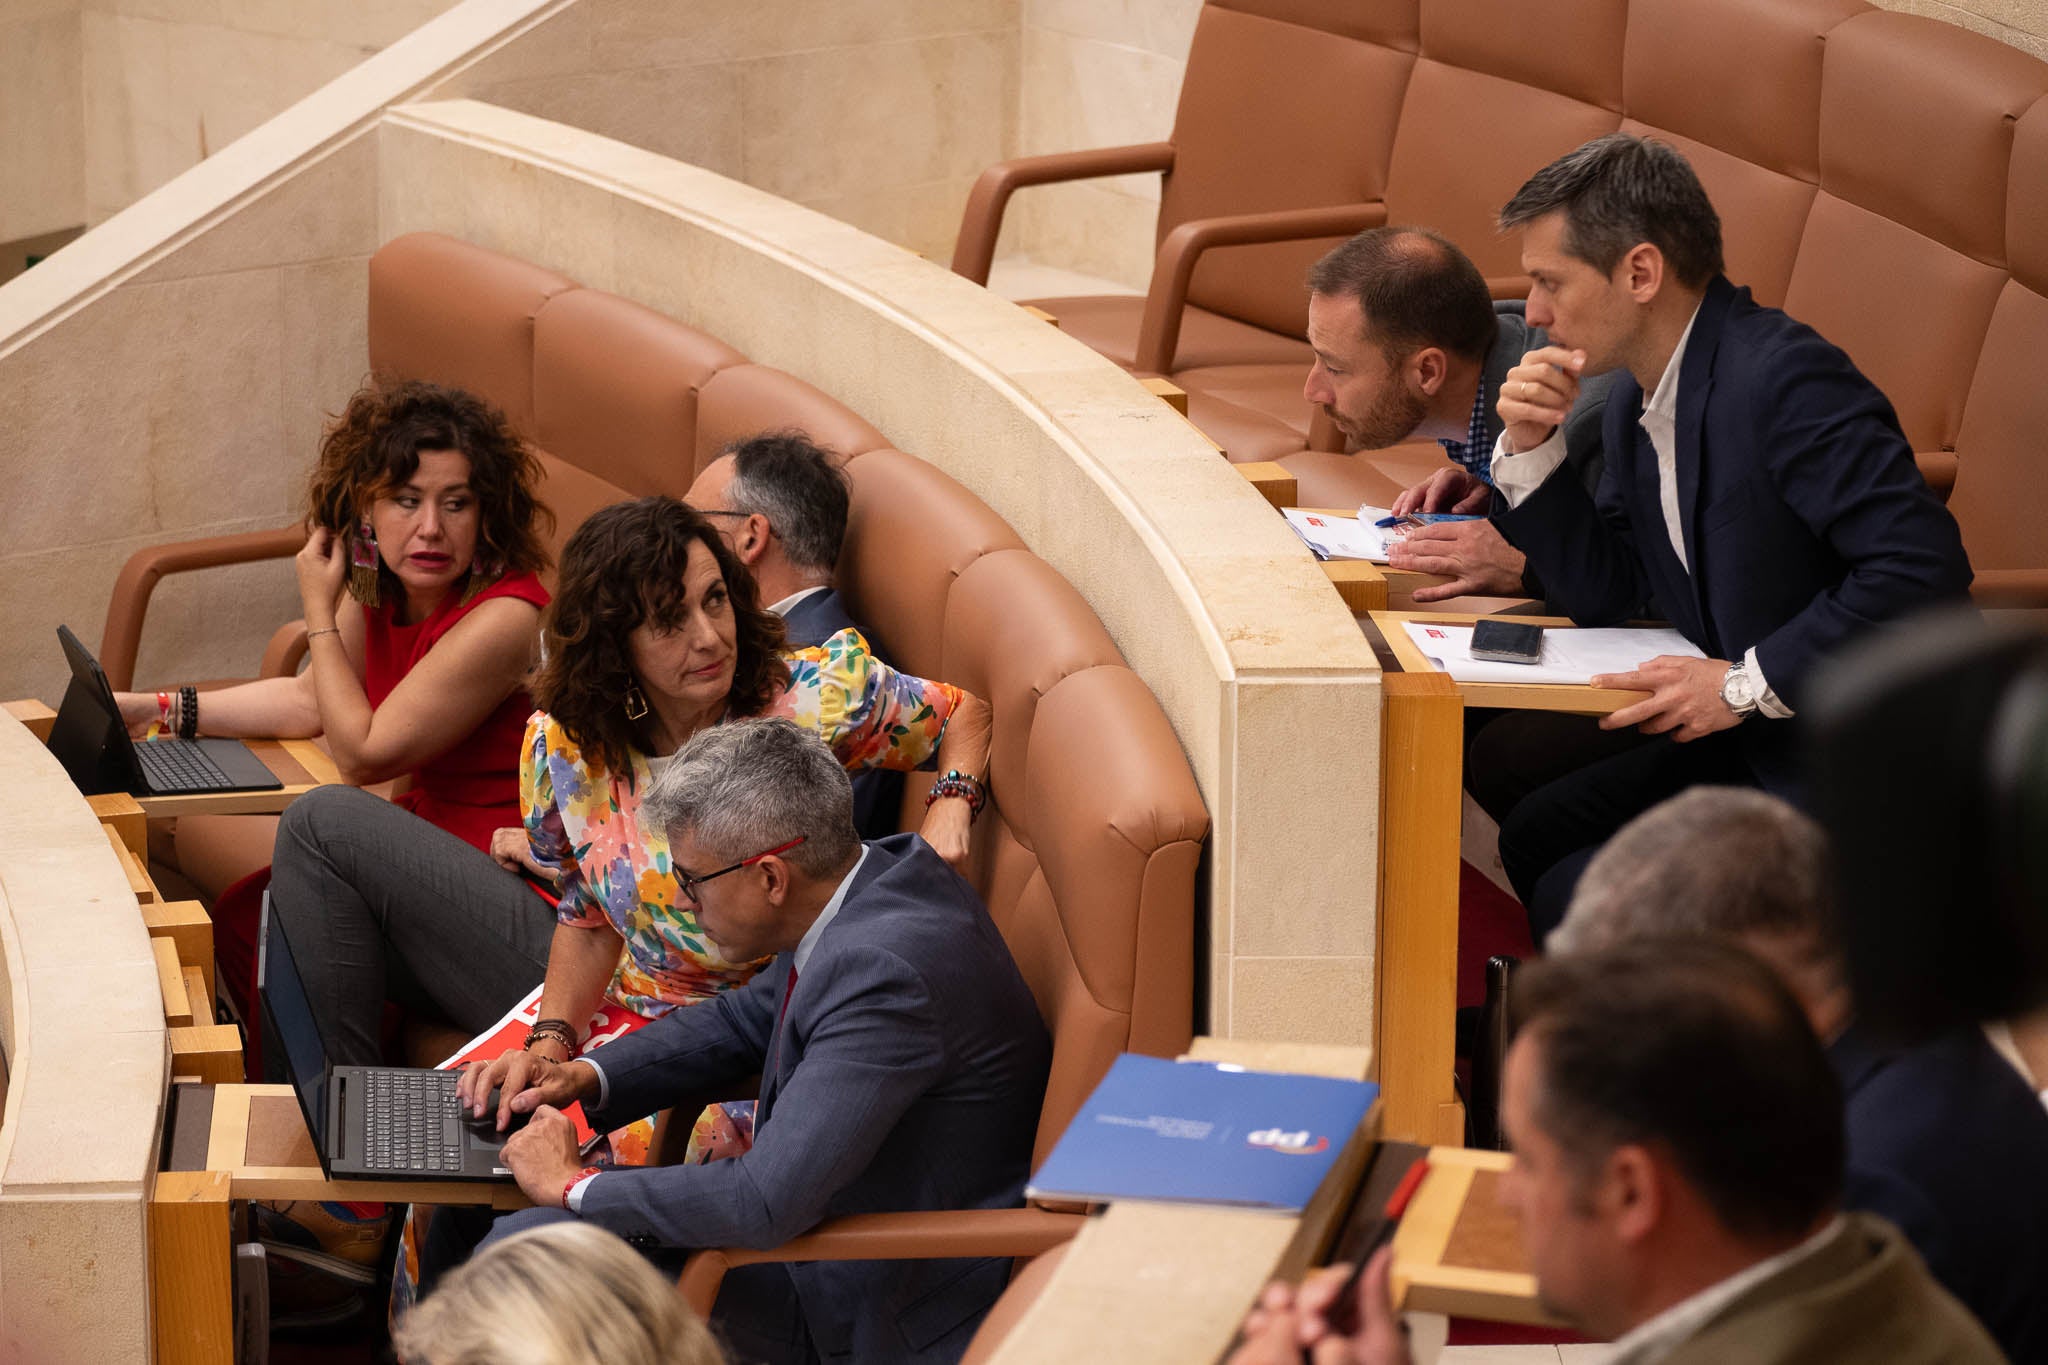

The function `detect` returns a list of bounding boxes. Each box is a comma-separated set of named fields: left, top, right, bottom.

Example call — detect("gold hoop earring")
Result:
left=623, top=683, right=650, bottom=721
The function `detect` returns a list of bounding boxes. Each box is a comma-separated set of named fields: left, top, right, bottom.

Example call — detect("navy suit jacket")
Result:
left=1497, top=275, right=1973, bottom=793
left=782, top=588, right=908, bottom=842
left=581, top=835, right=1051, bottom=1362
left=1833, top=1024, right=2048, bottom=1363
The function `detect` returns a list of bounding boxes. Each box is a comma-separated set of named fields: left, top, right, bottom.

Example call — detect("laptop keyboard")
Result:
left=134, top=738, right=237, bottom=792
left=363, top=1070, right=467, bottom=1174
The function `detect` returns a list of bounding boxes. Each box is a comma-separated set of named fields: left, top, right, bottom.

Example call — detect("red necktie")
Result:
left=777, top=964, right=799, bottom=1033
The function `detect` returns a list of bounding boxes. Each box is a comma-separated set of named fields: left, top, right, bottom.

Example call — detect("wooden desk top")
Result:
left=134, top=737, right=339, bottom=818
left=1294, top=508, right=1455, bottom=599
left=195, top=1083, right=530, bottom=1209
left=1368, top=610, right=1651, bottom=715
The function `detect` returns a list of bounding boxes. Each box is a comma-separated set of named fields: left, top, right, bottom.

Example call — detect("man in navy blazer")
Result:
left=689, top=431, right=906, bottom=839
left=454, top=718, right=1051, bottom=1363
left=1554, top=787, right=2048, bottom=1362
left=1482, top=134, right=1972, bottom=936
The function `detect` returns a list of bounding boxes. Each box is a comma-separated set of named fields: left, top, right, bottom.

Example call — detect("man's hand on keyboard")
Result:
left=458, top=1050, right=598, bottom=1132
left=500, top=1104, right=587, bottom=1208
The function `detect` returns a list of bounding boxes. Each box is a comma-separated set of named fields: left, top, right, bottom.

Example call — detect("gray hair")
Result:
left=721, top=430, right=850, bottom=575
left=1553, top=787, right=1840, bottom=962
left=641, top=717, right=859, bottom=879
left=393, top=1221, right=725, bottom=1365
left=1499, top=132, right=1725, bottom=289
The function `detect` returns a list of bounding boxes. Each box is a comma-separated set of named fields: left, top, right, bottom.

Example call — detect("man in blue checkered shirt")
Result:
left=1304, top=227, right=1614, bottom=603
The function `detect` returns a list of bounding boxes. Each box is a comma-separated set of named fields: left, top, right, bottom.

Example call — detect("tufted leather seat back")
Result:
left=365, top=233, right=1208, bottom=1152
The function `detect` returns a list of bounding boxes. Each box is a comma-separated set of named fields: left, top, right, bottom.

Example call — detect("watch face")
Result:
left=1724, top=670, right=1755, bottom=708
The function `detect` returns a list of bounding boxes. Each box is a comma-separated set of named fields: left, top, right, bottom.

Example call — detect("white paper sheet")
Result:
left=1281, top=507, right=1400, bottom=561
left=1400, top=621, right=1706, bottom=685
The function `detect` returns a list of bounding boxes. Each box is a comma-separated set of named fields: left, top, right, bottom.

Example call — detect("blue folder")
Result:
left=1026, top=1054, right=1379, bottom=1212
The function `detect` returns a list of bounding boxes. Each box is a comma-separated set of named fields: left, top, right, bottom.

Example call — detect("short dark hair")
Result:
left=1513, top=940, right=1843, bottom=1241
left=1306, top=226, right=1498, bottom=364
left=1499, top=133, right=1725, bottom=289
left=532, top=496, right=788, bottom=775
left=720, top=431, right=851, bottom=575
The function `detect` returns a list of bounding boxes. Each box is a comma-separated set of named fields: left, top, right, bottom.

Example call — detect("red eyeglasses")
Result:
left=675, top=835, right=807, bottom=902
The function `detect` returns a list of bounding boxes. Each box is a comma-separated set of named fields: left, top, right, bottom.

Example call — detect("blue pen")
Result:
left=1373, top=512, right=1482, bottom=528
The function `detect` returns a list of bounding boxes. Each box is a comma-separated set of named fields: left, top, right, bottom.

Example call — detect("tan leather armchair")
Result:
left=100, top=524, right=306, bottom=691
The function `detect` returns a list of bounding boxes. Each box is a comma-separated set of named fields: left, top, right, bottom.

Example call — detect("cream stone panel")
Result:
left=462, top=64, right=748, bottom=183
left=805, top=177, right=986, bottom=266
left=1011, top=180, right=1162, bottom=290
left=375, top=100, right=1381, bottom=1045
left=1024, top=0, right=1202, bottom=60
left=129, top=133, right=380, bottom=284
left=1018, top=24, right=1181, bottom=195
left=0, top=712, right=165, bottom=1362
left=0, top=268, right=289, bottom=559
left=280, top=254, right=375, bottom=468
left=574, top=0, right=1017, bottom=74
left=736, top=30, right=1018, bottom=205
left=82, top=11, right=392, bottom=217
left=1230, top=956, right=1375, bottom=1042
left=0, top=8, right=85, bottom=245
left=1872, top=0, right=2048, bottom=58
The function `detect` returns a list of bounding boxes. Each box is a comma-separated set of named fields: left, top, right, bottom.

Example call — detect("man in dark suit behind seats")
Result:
left=454, top=718, right=1051, bottom=1363
left=1554, top=787, right=2048, bottom=1362
left=688, top=431, right=905, bottom=838
left=1485, top=133, right=1972, bottom=937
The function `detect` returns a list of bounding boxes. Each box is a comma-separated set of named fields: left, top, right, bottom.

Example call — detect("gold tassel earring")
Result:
left=346, top=518, right=382, bottom=608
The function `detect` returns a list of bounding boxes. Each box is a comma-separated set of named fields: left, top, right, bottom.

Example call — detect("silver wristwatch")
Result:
left=1720, top=662, right=1758, bottom=719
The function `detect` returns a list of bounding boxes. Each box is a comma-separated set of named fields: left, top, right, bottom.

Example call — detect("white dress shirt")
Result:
left=1489, top=306, right=1788, bottom=717
left=766, top=585, right=831, bottom=617
left=567, top=846, right=869, bottom=1212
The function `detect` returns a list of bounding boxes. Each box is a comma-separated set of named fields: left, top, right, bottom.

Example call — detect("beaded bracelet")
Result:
left=524, top=1018, right=579, bottom=1056
left=923, top=769, right=988, bottom=820
left=563, top=1164, right=602, bottom=1211
left=177, top=685, right=199, bottom=740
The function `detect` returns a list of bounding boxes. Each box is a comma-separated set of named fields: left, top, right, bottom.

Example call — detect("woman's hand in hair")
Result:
left=295, top=525, right=350, bottom=624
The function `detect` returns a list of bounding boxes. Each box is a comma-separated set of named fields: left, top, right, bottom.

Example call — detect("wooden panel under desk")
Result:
left=1368, top=610, right=1650, bottom=715
left=202, top=1084, right=531, bottom=1209
left=1392, top=1146, right=1561, bottom=1328
left=136, top=738, right=339, bottom=818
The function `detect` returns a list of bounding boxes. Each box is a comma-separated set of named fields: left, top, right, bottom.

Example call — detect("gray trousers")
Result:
left=269, top=784, right=556, bottom=1068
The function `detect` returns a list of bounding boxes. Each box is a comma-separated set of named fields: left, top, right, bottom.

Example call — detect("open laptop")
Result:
left=45, top=624, right=282, bottom=798
left=257, top=891, right=514, bottom=1183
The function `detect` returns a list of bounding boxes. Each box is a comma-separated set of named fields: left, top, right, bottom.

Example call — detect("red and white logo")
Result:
left=1247, top=1127, right=1330, bottom=1156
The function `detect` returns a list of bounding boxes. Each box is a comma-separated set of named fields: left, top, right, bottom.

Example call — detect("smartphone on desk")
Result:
left=1470, top=619, right=1546, bottom=665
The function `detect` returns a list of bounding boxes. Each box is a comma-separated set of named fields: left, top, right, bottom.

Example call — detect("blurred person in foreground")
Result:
left=1229, top=943, right=2003, bottom=1365
left=1551, top=786, right=2048, bottom=1361
left=393, top=1220, right=724, bottom=1365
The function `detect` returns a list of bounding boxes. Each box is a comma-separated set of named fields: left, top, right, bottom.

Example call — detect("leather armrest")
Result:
left=260, top=620, right=310, bottom=680
left=1916, top=451, right=1958, bottom=500
left=951, top=143, right=1177, bottom=285
left=675, top=1207, right=1087, bottom=1317
left=1134, top=202, right=1390, bottom=376
left=1970, top=568, right=2048, bottom=608
left=101, top=524, right=303, bottom=690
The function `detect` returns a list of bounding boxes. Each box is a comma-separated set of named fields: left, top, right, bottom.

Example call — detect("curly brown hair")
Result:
left=306, top=379, right=552, bottom=599
left=533, top=496, right=789, bottom=774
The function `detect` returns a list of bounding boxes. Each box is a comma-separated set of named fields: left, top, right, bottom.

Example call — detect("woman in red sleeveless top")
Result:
left=116, top=379, right=554, bottom=1019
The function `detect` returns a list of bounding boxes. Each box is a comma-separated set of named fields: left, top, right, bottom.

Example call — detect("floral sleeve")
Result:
left=773, top=627, right=963, bottom=772
left=520, top=712, right=605, bottom=928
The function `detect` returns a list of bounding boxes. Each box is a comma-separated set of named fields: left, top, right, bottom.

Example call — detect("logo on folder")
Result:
left=1247, top=1127, right=1331, bottom=1156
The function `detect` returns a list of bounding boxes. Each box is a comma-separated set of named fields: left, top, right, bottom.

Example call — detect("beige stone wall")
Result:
left=79, top=0, right=460, bottom=223
left=430, top=0, right=1019, bottom=262
left=1, top=0, right=85, bottom=244
left=1877, top=0, right=2048, bottom=60
left=1005, top=0, right=1198, bottom=289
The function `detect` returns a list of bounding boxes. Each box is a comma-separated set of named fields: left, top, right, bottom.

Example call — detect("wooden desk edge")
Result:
left=1369, top=610, right=1649, bottom=715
